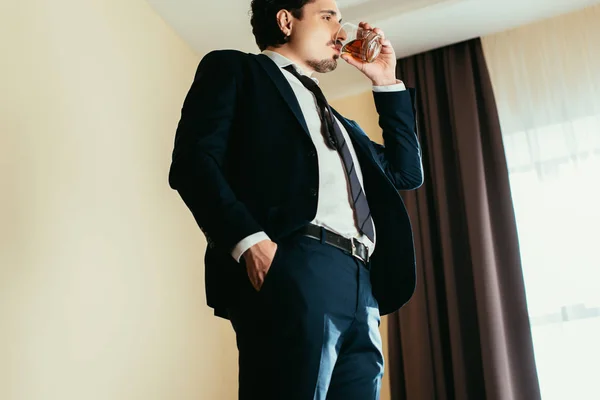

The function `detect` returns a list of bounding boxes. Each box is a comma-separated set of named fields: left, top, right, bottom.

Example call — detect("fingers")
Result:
left=248, top=268, right=260, bottom=291
left=359, top=21, right=385, bottom=40
left=250, top=269, right=266, bottom=291
left=341, top=53, right=363, bottom=69
left=380, top=39, right=394, bottom=53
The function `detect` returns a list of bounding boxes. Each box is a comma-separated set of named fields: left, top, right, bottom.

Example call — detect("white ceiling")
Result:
left=146, top=0, right=600, bottom=99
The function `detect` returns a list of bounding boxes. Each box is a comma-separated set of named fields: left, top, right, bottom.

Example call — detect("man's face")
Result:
left=288, top=0, right=345, bottom=74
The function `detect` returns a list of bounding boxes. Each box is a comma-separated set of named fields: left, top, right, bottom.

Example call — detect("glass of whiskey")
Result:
left=335, top=22, right=383, bottom=63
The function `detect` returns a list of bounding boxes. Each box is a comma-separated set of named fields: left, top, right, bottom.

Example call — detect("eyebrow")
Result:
left=320, top=10, right=343, bottom=23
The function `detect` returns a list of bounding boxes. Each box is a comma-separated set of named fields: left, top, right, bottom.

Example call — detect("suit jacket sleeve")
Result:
left=168, top=50, right=263, bottom=252
left=370, top=88, right=424, bottom=190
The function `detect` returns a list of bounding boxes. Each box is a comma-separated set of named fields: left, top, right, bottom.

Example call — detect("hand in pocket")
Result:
left=242, top=239, right=279, bottom=291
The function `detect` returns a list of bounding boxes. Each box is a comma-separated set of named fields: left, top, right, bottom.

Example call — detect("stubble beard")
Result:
left=306, top=56, right=339, bottom=73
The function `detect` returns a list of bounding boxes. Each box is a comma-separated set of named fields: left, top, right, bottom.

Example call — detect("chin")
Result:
left=328, top=58, right=339, bottom=72
left=307, top=58, right=338, bottom=74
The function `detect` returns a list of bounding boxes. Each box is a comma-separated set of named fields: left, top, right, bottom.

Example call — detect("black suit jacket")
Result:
left=168, top=50, right=423, bottom=318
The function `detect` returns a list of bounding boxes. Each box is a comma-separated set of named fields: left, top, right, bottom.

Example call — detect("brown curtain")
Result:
left=388, top=38, right=541, bottom=400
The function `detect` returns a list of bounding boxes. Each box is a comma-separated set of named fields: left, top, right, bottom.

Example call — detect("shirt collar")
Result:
left=261, top=50, right=320, bottom=85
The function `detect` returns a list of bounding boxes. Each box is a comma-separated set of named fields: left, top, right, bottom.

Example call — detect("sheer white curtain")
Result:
left=482, top=5, right=600, bottom=400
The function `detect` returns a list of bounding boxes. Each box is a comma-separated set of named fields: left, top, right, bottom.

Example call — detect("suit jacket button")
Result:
left=308, top=150, right=316, bottom=158
left=310, top=188, right=318, bottom=196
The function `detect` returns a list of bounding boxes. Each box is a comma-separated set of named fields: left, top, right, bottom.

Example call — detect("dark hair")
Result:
left=250, top=0, right=315, bottom=51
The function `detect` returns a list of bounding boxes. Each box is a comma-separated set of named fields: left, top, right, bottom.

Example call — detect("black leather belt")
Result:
left=299, top=224, right=370, bottom=265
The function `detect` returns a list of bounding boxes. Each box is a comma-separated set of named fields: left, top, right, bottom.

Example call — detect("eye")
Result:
left=323, top=15, right=332, bottom=21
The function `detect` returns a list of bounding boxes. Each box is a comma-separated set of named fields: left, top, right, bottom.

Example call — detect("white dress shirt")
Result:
left=231, top=50, right=406, bottom=262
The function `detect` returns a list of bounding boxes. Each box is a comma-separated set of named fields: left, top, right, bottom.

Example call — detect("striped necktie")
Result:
left=283, top=65, right=375, bottom=242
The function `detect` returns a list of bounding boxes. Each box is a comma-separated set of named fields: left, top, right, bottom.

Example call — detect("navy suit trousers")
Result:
left=228, top=231, right=384, bottom=400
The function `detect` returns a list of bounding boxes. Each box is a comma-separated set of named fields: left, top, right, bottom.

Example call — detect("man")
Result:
left=168, top=0, right=422, bottom=397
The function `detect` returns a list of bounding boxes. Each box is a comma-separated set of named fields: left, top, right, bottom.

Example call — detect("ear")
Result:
left=275, top=9, right=294, bottom=37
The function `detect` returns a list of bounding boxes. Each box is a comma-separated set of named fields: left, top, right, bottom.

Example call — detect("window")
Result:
left=504, top=115, right=600, bottom=400
left=482, top=6, right=600, bottom=396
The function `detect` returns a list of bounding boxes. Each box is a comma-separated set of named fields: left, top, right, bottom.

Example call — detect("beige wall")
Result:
left=331, top=91, right=391, bottom=400
left=0, top=0, right=239, bottom=399
left=331, top=91, right=384, bottom=144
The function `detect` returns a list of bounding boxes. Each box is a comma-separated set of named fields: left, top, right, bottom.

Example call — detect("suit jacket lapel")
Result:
left=255, top=54, right=310, bottom=137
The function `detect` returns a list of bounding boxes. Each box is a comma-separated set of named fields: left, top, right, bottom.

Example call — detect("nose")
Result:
left=335, top=26, right=347, bottom=43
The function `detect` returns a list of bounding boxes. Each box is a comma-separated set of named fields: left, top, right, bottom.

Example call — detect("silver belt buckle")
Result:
left=351, top=239, right=364, bottom=263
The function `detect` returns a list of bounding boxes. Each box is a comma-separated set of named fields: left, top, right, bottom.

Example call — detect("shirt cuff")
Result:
left=231, top=231, right=271, bottom=263
left=372, top=80, right=406, bottom=92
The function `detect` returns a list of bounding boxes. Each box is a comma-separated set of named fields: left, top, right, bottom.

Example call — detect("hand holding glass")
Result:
left=335, top=22, right=383, bottom=63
